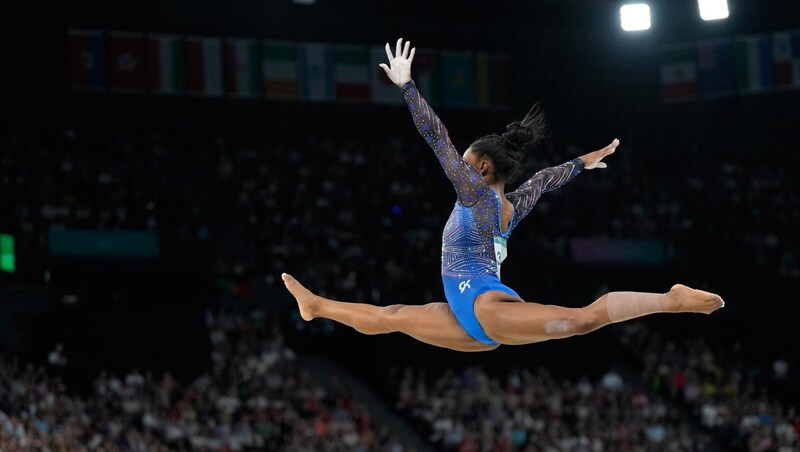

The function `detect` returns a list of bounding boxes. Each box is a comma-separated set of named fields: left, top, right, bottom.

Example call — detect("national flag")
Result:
left=475, top=52, right=510, bottom=109
left=68, top=29, right=106, bottom=91
left=297, top=42, right=334, bottom=102
left=735, top=34, right=774, bottom=94
left=108, top=31, right=145, bottom=92
left=660, top=43, right=697, bottom=103
left=224, top=38, right=260, bottom=98
left=412, top=48, right=442, bottom=107
left=186, top=36, right=223, bottom=97
left=697, top=39, right=734, bottom=99
left=334, top=44, right=370, bottom=102
left=261, top=40, right=298, bottom=99
left=772, top=30, right=800, bottom=89
left=442, top=51, right=476, bottom=108
left=370, top=45, right=402, bottom=105
left=147, top=34, right=185, bottom=95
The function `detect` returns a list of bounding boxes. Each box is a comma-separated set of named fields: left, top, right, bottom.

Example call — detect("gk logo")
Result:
left=458, top=279, right=471, bottom=294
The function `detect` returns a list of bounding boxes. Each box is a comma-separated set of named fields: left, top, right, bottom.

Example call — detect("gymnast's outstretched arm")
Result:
left=380, top=38, right=487, bottom=206
left=507, top=139, right=619, bottom=222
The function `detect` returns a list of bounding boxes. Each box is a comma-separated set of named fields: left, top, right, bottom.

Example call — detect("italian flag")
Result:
left=334, top=44, right=370, bottom=102
left=735, top=34, right=774, bottom=94
left=186, top=36, right=223, bottom=97
left=772, top=30, right=800, bottom=90
left=147, top=34, right=185, bottom=95
left=261, top=40, right=297, bottom=99
left=660, top=43, right=697, bottom=103
left=224, top=38, right=259, bottom=98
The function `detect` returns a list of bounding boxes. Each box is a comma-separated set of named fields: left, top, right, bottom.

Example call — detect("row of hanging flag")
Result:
left=67, top=29, right=511, bottom=109
left=660, top=29, right=800, bottom=103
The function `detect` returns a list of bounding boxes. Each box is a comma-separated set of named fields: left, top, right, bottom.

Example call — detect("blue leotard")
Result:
left=401, top=80, right=584, bottom=345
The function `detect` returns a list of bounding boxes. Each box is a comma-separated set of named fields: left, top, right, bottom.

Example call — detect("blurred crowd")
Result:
left=2, top=121, right=799, bottom=451
left=0, top=311, right=403, bottom=451
left=392, top=365, right=710, bottom=451
left=618, top=322, right=799, bottom=451
left=3, top=125, right=798, bottom=294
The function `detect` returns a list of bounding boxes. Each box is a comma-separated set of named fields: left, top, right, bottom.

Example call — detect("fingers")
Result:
left=402, top=40, right=411, bottom=58
left=395, top=38, right=402, bottom=59
left=385, top=42, right=393, bottom=61
left=409, top=47, right=416, bottom=64
left=378, top=63, right=391, bottom=77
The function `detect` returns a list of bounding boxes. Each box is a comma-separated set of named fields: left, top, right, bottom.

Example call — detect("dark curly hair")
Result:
left=469, top=103, right=547, bottom=184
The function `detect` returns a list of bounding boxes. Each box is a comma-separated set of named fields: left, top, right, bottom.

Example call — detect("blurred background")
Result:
left=1, top=0, right=799, bottom=450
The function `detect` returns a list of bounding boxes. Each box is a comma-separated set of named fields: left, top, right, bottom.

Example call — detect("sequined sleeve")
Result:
left=401, top=80, right=487, bottom=205
left=506, top=158, right=584, bottom=222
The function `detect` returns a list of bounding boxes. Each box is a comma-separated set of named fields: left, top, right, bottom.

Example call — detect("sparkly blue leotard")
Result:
left=401, top=80, right=584, bottom=345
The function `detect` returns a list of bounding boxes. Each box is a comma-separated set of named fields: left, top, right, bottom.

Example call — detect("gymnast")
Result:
left=282, top=38, right=724, bottom=352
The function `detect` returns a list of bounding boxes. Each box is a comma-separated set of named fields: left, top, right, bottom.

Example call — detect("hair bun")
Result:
left=501, top=104, right=547, bottom=152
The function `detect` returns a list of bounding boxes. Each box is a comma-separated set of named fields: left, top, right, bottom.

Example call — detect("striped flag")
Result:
left=412, top=48, right=442, bottom=106
left=186, top=36, right=223, bottom=97
left=370, top=45, right=402, bottom=104
left=334, top=44, right=370, bottom=102
left=735, top=34, right=774, bottom=94
left=697, top=39, right=734, bottom=99
left=261, top=40, right=298, bottom=99
left=442, top=51, right=476, bottom=108
left=108, top=31, right=145, bottom=93
left=772, top=30, right=800, bottom=90
left=660, top=43, right=697, bottom=103
left=147, top=34, right=185, bottom=95
left=224, top=38, right=260, bottom=98
left=297, top=42, right=334, bottom=102
left=475, top=52, right=510, bottom=109
left=68, top=29, right=106, bottom=91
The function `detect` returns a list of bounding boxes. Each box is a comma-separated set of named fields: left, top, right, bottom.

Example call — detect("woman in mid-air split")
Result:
left=282, top=38, right=724, bottom=352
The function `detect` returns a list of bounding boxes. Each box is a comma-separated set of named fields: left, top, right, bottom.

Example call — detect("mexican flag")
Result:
left=660, top=43, right=697, bottom=103
left=186, top=36, right=223, bottom=97
left=68, top=29, right=106, bottom=91
left=735, top=34, right=774, bottom=94
left=334, top=44, right=370, bottom=102
left=261, top=40, right=297, bottom=99
left=224, top=38, right=260, bottom=98
left=147, top=34, right=185, bottom=95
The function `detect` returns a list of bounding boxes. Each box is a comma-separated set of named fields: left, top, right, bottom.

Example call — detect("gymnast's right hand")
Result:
left=379, top=38, right=415, bottom=88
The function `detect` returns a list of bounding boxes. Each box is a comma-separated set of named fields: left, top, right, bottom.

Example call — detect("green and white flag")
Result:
left=261, top=40, right=298, bottom=99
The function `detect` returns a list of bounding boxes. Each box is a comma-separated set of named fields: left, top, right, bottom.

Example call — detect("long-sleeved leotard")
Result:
left=401, top=80, right=584, bottom=279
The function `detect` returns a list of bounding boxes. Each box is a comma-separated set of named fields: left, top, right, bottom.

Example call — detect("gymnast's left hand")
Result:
left=580, top=138, right=619, bottom=169
left=379, top=38, right=415, bottom=88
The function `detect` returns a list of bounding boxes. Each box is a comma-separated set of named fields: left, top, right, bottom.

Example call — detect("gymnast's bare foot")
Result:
left=282, top=273, right=319, bottom=321
left=665, top=284, right=725, bottom=314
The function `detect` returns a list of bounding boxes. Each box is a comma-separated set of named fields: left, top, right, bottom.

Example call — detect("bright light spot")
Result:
left=620, top=4, right=651, bottom=32
left=698, top=0, right=729, bottom=21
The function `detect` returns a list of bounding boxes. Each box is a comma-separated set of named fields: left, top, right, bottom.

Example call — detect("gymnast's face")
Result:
left=463, top=147, right=493, bottom=181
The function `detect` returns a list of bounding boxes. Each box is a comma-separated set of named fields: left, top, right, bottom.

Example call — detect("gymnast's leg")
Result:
left=281, top=273, right=496, bottom=352
left=475, top=284, right=725, bottom=346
